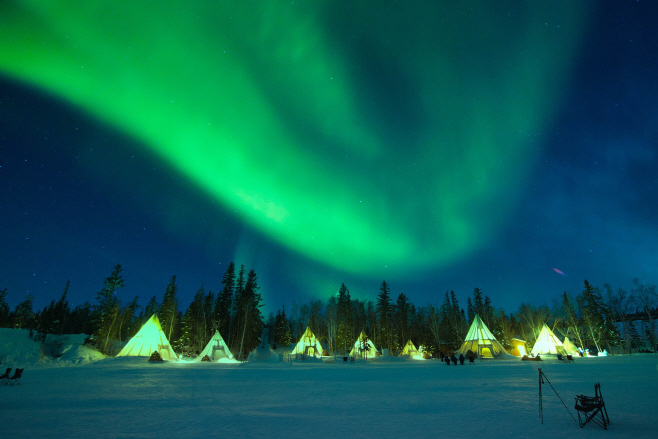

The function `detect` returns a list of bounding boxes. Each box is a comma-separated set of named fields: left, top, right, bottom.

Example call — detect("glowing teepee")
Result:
left=290, top=327, right=324, bottom=358
left=457, top=314, right=508, bottom=358
left=562, top=336, right=580, bottom=355
left=117, top=314, right=177, bottom=361
left=349, top=331, right=380, bottom=359
left=531, top=324, right=566, bottom=356
left=197, top=330, right=234, bottom=361
left=400, top=339, right=420, bottom=357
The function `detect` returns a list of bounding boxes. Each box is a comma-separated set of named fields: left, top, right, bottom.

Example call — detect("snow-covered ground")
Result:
left=2, top=329, right=657, bottom=438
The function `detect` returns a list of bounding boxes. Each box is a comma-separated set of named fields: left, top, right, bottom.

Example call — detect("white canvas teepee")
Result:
left=117, top=314, right=177, bottom=361
left=290, top=327, right=324, bottom=358
left=562, top=336, right=580, bottom=355
left=531, top=324, right=566, bottom=356
left=197, top=330, right=234, bottom=361
left=400, top=339, right=419, bottom=357
left=457, top=314, right=508, bottom=358
left=349, top=331, right=380, bottom=359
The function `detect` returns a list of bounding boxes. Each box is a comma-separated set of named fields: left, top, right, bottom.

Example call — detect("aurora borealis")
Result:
left=2, top=1, right=657, bottom=312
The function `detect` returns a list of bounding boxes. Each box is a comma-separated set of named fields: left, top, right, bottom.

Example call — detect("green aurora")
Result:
left=0, top=1, right=589, bottom=276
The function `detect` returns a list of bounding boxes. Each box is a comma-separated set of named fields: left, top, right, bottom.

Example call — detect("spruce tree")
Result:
left=234, top=269, right=263, bottom=358
left=336, top=283, right=354, bottom=355
left=467, top=297, right=474, bottom=324
left=70, top=302, right=94, bottom=336
left=561, top=292, right=584, bottom=348
left=230, top=264, right=246, bottom=349
left=203, top=289, right=215, bottom=341
left=472, top=288, right=484, bottom=319
left=579, top=280, right=619, bottom=353
left=275, top=307, right=292, bottom=348
left=376, top=280, right=393, bottom=352
left=176, top=308, right=194, bottom=356
left=93, top=265, right=124, bottom=354
left=118, top=296, right=139, bottom=343
left=215, top=262, right=235, bottom=339
left=159, top=275, right=179, bottom=343
left=483, top=296, right=493, bottom=328
left=325, top=296, right=338, bottom=354
left=395, top=293, right=411, bottom=352
left=632, top=278, right=657, bottom=351
left=143, top=296, right=159, bottom=320
left=0, top=289, right=10, bottom=327
left=52, top=282, right=70, bottom=335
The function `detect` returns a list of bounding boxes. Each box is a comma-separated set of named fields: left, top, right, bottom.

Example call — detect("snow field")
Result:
left=2, top=354, right=657, bottom=438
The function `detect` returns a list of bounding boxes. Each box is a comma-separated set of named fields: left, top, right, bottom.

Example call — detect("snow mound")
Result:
left=0, top=328, right=105, bottom=368
left=248, top=346, right=281, bottom=363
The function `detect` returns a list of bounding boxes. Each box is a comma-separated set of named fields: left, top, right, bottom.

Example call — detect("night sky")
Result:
left=1, top=1, right=657, bottom=315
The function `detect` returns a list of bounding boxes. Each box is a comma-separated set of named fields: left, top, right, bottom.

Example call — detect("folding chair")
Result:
left=5, top=368, right=23, bottom=386
left=0, top=367, right=11, bottom=385
left=557, top=354, right=566, bottom=362
left=574, top=383, right=610, bottom=430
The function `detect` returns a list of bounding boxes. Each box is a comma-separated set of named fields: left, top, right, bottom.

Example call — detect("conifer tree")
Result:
left=605, top=283, right=634, bottom=354
left=230, top=264, right=246, bottom=349
left=234, top=269, right=263, bottom=358
left=376, top=281, right=395, bottom=352
left=561, top=292, right=584, bottom=348
left=274, top=307, right=292, bottom=348
left=632, top=278, right=657, bottom=351
left=143, top=296, right=159, bottom=320
left=467, top=297, right=474, bottom=324
left=352, top=299, right=367, bottom=339
left=336, top=283, right=354, bottom=355
left=449, top=291, right=464, bottom=338
left=159, top=275, right=179, bottom=343
left=366, top=300, right=377, bottom=342
left=483, top=296, right=493, bottom=328
left=93, top=265, right=124, bottom=354
left=178, top=286, right=207, bottom=355
left=52, top=282, right=71, bottom=335
left=427, top=304, right=442, bottom=352
left=203, top=289, right=215, bottom=340
left=215, top=262, right=235, bottom=339
left=37, top=283, right=71, bottom=341
left=472, top=288, right=484, bottom=319
left=0, top=289, right=10, bottom=328
left=628, top=321, right=642, bottom=350
left=70, top=302, right=94, bottom=336
left=578, top=280, right=619, bottom=352
left=118, top=296, right=139, bottom=343
left=395, top=293, right=411, bottom=351
left=325, top=296, right=338, bottom=354
left=176, top=308, right=194, bottom=356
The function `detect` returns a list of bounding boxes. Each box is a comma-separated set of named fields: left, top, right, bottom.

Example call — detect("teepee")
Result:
left=457, top=314, right=508, bottom=358
left=117, top=314, right=177, bottom=361
left=349, top=331, right=380, bottom=359
left=290, top=327, right=324, bottom=358
left=400, top=339, right=420, bottom=357
left=562, top=336, right=580, bottom=355
left=197, top=330, right=234, bottom=361
left=531, top=324, right=566, bottom=356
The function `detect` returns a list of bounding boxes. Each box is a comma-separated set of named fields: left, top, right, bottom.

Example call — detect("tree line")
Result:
left=1, top=264, right=657, bottom=357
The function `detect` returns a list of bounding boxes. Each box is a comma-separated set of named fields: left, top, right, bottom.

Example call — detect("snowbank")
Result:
left=0, top=328, right=105, bottom=368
